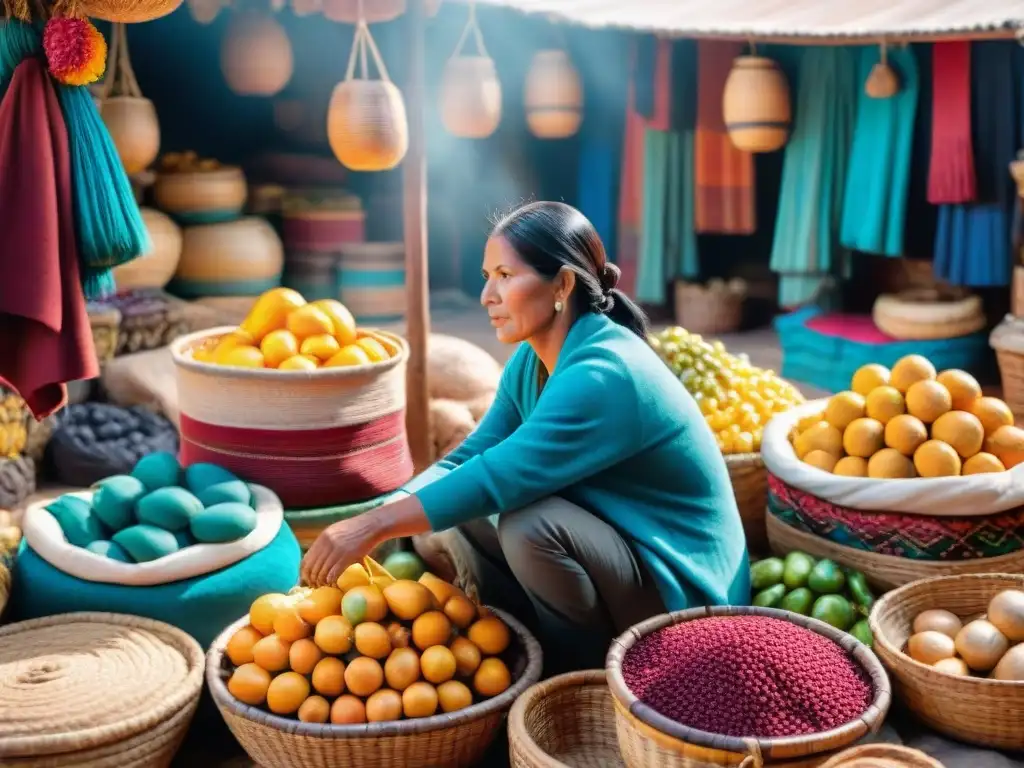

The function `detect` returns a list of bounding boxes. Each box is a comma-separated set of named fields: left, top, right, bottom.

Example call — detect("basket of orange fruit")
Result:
left=761, top=354, right=1024, bottom=589
left=207, top=556, right=543, bottom=768
left=170, top=287, right=414, bottom=509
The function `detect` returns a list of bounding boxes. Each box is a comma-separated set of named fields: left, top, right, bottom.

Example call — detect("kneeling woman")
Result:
left=302, top=201, right=750, bottom=672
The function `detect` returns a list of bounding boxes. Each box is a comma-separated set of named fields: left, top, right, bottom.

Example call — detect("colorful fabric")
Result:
left=927, top=42, right=976, bottom=204
left=615, top=74, right=646, bottom=297
left=768, top=474, right=1024, bottom=560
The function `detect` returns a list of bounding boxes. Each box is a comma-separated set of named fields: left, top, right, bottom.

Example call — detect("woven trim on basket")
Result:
left=768, top=474, right=1024, bottom=560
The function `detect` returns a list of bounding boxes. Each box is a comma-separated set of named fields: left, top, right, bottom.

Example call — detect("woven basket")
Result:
left=872, top=291, right=985, bottom=341
left=1013, top=267, right=1024, bottom=318
left=283, top=493, right=395, bottom=551
left=112, top=208, right=183, bottom=293
left=0, top=612, right=204, bottom=766
left=990, top=315, right=1024, bottom=418
left=674, top=281, right=745, bottom=335
left=869, top=573, right=1024, bottom=750
left=153, top=166, right=248, bottom=224
left=818, top=744, right=944, bottom=768
left=508, top=669, right=625, bottom=768
left=171, top=217, right=284, bottom=299
left=766, top=513, right=1024, bottom=591
left=98, top=24, right=160, bottom=176
left=726, top=452, right=768, bottom=556
left=207, top=608, right=543, bottom=768
left=439, top=9, right=501, bottom=139
left=606, top=607, right=891, bottom=768
left=221, top=12, right=294, bottom=97
left=524, top=50, right=582, bottom=139
left=87, top=303, right=122, bottom=364
left=79, top=0, right=181, bottom=22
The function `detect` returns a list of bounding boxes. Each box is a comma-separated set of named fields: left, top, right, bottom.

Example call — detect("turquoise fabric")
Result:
left=10, top=524, right=301, bottom=648
left=404, top=312, right=750, bottom=611
left=167, top=276, right=282, bottom=299
left=839, top=46, right=919, bottom=257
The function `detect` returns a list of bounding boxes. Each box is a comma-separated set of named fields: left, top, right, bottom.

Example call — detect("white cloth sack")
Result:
left=761, top=399, right=1024, bottom=516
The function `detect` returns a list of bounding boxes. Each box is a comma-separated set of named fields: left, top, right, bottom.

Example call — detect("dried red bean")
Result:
left=621, top=616, right=872, bottom=739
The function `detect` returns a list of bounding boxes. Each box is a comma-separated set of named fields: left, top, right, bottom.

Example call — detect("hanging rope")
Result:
left=449, top=0, right=489, bottom=59
left=100, top=23, right=144, bottom=100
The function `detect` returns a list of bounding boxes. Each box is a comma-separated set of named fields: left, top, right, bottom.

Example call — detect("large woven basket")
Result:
left=869, top=573, right=1024, bottom=751
left=153, top=167, right=248, bottom=225
left=818, top=744, right=944, bottom=768
left=606, top=607, right=891, bottom=768
left=207, top=608, right=543, bottom=768
left=172, top=326, right=414, bottom=509
left=509, top=669, right=625, bottom=768
left=0, top=612, right=204, bottom=767
left=726, top=452, right=768, bottom=555
left=990, top=314, right=1024, bottom=418
left=79, top=0, right=181, bottom=21
left=674, top=281, right=745, bottom=335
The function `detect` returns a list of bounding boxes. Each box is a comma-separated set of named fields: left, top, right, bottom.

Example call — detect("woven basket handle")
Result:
left=99, top=24, right=144, bottom=100
left=738, top=739, right=764, bottom=768
left=344, top=19, right=392, bottom=83
left=450, top=0, right=488, bottom=59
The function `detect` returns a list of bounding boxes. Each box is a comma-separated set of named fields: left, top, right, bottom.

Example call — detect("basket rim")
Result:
left=723, top=451, right=763, bottom=467
left=0, top=611, right=205, bottom=758
left=605, top=606, right=891, bottom=755
left=206, top=606, right=543, bottom=738
left=868, top=572, right=1024, bottom=687
left=507, top=669, right=609, bottom=768
left=171, top=325, right=408, bottom=381
left=283, top=492, right=402, bottom=523
left=156, top=166, right=245, bottom=182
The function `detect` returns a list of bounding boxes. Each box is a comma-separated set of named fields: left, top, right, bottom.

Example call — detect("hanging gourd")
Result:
left=97, top=24, right=160, bottom=176
left=440, top=2, right=501, bottom=139
left=80, top=0, right=182, bottom=22
left=524, top=49, right=582, bottom=139
left=327, top=20, right=409, bottom=171
left=722, top=55, right=791, bottom=153
left=221, top=11, right=293, bottom=97
left=865, top=43, right=900, bottom=99
left=323, top=0, right=404, bottom=23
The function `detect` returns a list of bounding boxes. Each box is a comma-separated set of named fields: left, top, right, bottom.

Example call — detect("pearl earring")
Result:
left=554, top=300, right=564, bottom=312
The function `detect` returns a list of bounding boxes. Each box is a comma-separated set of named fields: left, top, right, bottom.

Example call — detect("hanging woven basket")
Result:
left=865, top=44, right=900, bottom=99
left=98, top=24, right=160, bottom=176
left=327, top=21, right=409, bottom=171
left=524, top=49, right=582, bottom=139
left=439, top=4, right=501, bottom=139
left=186, top=0, right=224, bottom=24
left=221, top=11, right=294, bottom=97
left=79, top=0, right=181, bottom=22
left=722, top=55, right=791, bottom=153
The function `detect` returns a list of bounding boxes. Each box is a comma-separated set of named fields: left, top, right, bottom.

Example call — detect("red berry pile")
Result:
left=621, top=616, right=872, bottom=738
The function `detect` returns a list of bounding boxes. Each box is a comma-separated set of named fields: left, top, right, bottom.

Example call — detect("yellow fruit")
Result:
left=366, top=688, right=404, bottom=722
left=867, top=448, right=916, bottom=478
left=330, top=695, right=367, bottom=724
left=796, top=411, right=827, bottom=434
left=286, top=304, right=335, bottom=339
left=905, top=380, right=952, bottom=424
left=971, top=397, right=1015, bottom=436
left=420, top=645, right=457, bottom=684
left=962, top=452, right=1006, bottom=475
left=313, top=615, right=354, bottom=654
left=324, top=344, right=372, bottom=368
left=241, top=287, right=307, bottom=343
left=843, top=417, right=885, bottom=458
left=277, top=354, right=319, bottom=371
left=310, top=299, right=357, bottom=347
left=937, top=370, right=982, bottom=411
left=364, top=556, right=398, bottom=589
left=437, top=680, right=474, bottom=713
left=355, top=622, right=393, bottom=659
left=443, top=595, right=477, bottom=629
left=383, top=580, right=435, bottom=621
left=985, top=425, right=1024, bottom=469
left=227, top=662, right=272, bottom=706
left=311, top=656, right=346, bottom=697
left=266, top=671, right=310, bottom=715
left=412, top=611, right=453, bottom=650
left=212, top=329, right=256, bottom=363
left=288, top=638, right=324, bottom=675
left=851, top=364, right=891, bottom=396
left=384, top=646, right=422, bottom=691
left=226, top=625, right=263, bottom=666
left=300, top=333, right=341, bottom=362
left=794, top=422, right=844, bottom=459
left=803, top=450, right=838, bottom=472
left=467, top=616, right=511, bottom=655
left=252, top=634, right=291, bottom=672
left=931, top=411, right=985, bottom=459
left=833, top=456, right=868, bottom=477
left=337, top=563, right=372, bottom=592
left=356, top=337, right=390, bottom=363
left=250, top=593, right=291, bottom=635
left=298, top=586, right=343, bottom=625
left=450, top=635, right=482, bottom=676
left=220, top=344, right=265, bottom=369
left=891, top=355, right=937, bottom=393
left=342, top=585, right=389, bottom=625
left=298, top=695, right=331, bottom=724
left=345, top=656, right=385, bottom=698
left=260, top=329, right=300, bottom=368
left=914, top=440, right=962, bottom=478
left=865, top=386, right=906, bottom=425
left=884, top=414, right=929, bottom=457
left=419, top=572, right=461, bottom=606
left=402, top=681, right=439, bottom=719
left=473, top=657, right=512, bottom=697
left=825, top=392, right=866, bottom=431
left=273, top=606, right=312, bottom=642
left=191, top=337, right=220, bottom=363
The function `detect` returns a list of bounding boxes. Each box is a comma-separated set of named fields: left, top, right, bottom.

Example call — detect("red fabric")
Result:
left=645, top=38, right=673, bottom=131
left=0, top=58, right=97, bottom=419
left=927, top=42, right=977, bottom=204
left=804, top=313, right=893, bottom=344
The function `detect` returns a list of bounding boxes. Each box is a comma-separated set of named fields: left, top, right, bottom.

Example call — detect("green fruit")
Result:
left=91, top=475, right=146, bottom=531
left=847, top=571, right=875, bottom=610
left=184, top=463, right=238, bottom=495
left=850, top=619, right=874, bottom=647
left=779, top=587, right=814, bottom=615
left=85, top=539, right=132, bottom=562
left=131, top=451, right=181, bottom=491
left=189, top=502, right=257, bottom=543
left=341, top=590, right=369, bottom=625
left=750, top=558, right=785, bottom=590
left=811, top=594, right=855, bottom=631
left=782, top=551, right=816, bottom=590
left=752, top=584, right=786, bottom=608
left=807, top=559, right=846, bottom=594
left=112, top=524, right=180, bottom=563
left=382, top=551, right=427, bottom=581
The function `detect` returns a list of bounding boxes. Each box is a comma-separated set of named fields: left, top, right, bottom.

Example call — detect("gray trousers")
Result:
left=449, top=497, right=665, bottom=674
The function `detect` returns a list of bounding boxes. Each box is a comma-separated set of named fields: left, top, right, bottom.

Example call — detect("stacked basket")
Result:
left=281, top=191, right=367, bottom=301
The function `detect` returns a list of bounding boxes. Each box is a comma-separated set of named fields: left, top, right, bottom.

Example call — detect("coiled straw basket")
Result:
left=606, top=606, right=891, bottom=768
left=0, top=612, right=204, bottom=767
left=207, top=608, right=543, bottom=768
left=80, top=0, right=182, bottom=22
left=818, top=744, right=944, bottom=768
left=869, top=573, right=1024, bottom=751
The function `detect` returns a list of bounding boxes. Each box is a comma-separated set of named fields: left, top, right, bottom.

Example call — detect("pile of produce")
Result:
left=0, top=389, right=27, bottom=459
left=159, top=150, right=227, bottom=173
left=621, top=615, right=873, bottom=738
left=46, top=454, right=258, bottom=563
left=751, top=552, right=875, bottom=646
left=224, top=557, right=516, bottom=723
left=650, top=327, right=805, bottom=454
left=903, top=589, right=1024, bottom=680
left=790, top=355, right=1024, bottom=477
left=191, top=288, right=397, bottom=371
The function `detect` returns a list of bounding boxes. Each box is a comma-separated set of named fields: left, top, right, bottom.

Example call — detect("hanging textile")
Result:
left=934, top=41, right=1017, bottom=287
left=632, top=34, right=657, bottom=121
left=927, top=43, right=976, bottom=205
left=903, top=44, right=936, bottom=260
left=694, top=40, right=755, bottom=235
left=839, top=46, right=919, bottom=257
left=770, top=47, right=858, bottom=308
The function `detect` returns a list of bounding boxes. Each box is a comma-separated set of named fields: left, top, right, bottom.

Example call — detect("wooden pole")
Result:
left=403, top=0, right=432, bottom=472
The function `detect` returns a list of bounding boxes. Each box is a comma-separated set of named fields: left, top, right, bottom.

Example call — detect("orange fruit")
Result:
left=227, top=662, right=272, bottom=706
left=297, top=695, right=331, bottom=724
left=937, top=370, right=982, bottom=411
left=311, top=657, right=346, bottom=697
left=212, top=329, right=256, bottom=364
left=225, top=625, right=263, bottom=666
left=842, top=418, right=884, bottom=459
left=384, top=646, right=422, bottom=691
left=310, top=299, right=357, bottom=346
left=420, top=645, right=457, bottom=685
left=793, top=422, right=843, bottom=459
left=914, top=440, right=962, bottom=478
left=356, top=337, right=390, bottom=363
left=354, top=622, right=393, bottom=659
left=300, top=333, right=341, bottom=361
left=832, top=456, right=868, bottom=477
left=277, top=354, right=319, bottom=371
left=298, top=586, right=344, bottom=625
left=330, top=695, right=367, bottom=724
left=273, top=606, right=312, bottom=642
left=851, top=364, right=890, bottom=396
left=402, top=681, right=439, bottom=719
left=286, top=304, right=335, bottom=339
left=467, top=616, right=511, bottom=655
left=412, top=611, right=453, bottom=650
left=443, top=595, right=477, bottom=629
left=890, top=355, right=937, bottom=393
left=970, top=397, right=1015, bottom=436
left=450, top=636, right=482, bottom=676
left=266, top=671, right=310, bottom=715
left=962, top=452, right=1006, bottom=474
left=864, top=386, right=905, bottom=425
left=884, top=414, right=929, bottom=457
left=984, top=425, right=1024, bottom=469
left=324, top=344, right=372, bottom=368
left=252, top=634, right=292, bottom=672
left=931, top=411, right=985, bottom=459
left=250, top=593, right=291, bottom=635
left=260, top=329, right=300, bottom=368
left=288, top=638, right=324, bottom=675
left=803, top=450, right=837, bottom=472
left=314, top=615, right=354, bottom=654
left=437, top=680, right=473, bottom=713
left=867, top=448, right=916, bottom=479
left=825, top=392, right=866, bottom=431
left=344, top=656, right=385, bottom=697
left=382, top=580, right=435, bottom=621
left=241, top=288, right=307, bottom=342
left=905, top=380, right=952, bottom=424
left=220, top=344, right=265, bottom=369
left=473, top=657, right=511, bottom=697
left=366, top=688, right=404, bottom=722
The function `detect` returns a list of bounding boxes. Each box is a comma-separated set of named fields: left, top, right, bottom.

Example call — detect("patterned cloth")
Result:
left=768, top=473, right=1024, bottom=560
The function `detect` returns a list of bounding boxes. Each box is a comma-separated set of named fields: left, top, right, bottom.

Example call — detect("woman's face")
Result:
left=480, top=236, right=559, bottom=344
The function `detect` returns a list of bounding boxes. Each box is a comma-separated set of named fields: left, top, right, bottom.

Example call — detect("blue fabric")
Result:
left=840, top=46, right=919, bottom=257
left=406, top=312, right=751, bottom=612
left=10, top=524, right=301, bottom=648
